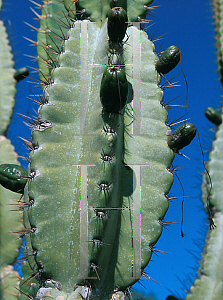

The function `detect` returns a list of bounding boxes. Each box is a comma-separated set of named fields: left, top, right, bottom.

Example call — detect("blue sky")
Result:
left=1, top=1, right=220, bottom=300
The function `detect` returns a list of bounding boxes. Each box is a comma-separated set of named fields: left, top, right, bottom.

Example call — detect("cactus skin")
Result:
left=19, top=0, right=176, bottom=298
left=0, top=266, right=20, bottom=300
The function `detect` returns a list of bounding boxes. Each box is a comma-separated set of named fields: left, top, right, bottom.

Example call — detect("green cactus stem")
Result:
left=21, top=1, right=176, bottom=298
left=35, top=0, right=72, bottom=86
left=185, top=1, right=223, bottom=299
left=185, top=119, right=223, bottom=299
left=0, top=266, right=20, bottom=300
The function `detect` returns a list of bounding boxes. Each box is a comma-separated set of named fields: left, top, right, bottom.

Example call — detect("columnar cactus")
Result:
left=20, top=1, right=177, bottom=299
left=183, top=1, right=223, bottom=299
left=0, top=1, right=24, bottom=297
left=1, top=1, right=221, bottom=300
left=2, top=0, right=179, bottom=299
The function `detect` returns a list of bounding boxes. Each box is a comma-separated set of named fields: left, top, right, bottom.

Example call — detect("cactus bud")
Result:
left=100, top=65, right=128, bottom=112
left=167, top=123, right=196, bottom=152
left=156, top=45, right=180, bottom=74
left=107, top=7, right=128, bottom=43
left=0, top=164, right=27, bottom=193
left=205, top=107, right=222, bottom=126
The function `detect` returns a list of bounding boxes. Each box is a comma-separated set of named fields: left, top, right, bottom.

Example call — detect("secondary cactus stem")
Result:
left=185, top=2, right=223, bottom=295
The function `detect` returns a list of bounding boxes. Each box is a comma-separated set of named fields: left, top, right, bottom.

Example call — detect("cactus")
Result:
left=182, top=1, right=223, bottom=299
left=1, top=1, right=222, bottom=300
left=0, top=136, right=23, bottom=300
left=21, top=1, right=177, bottom=298
left=0, top=9, right=16, bottom=136
left=0, top=1, right=30, bottom=299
